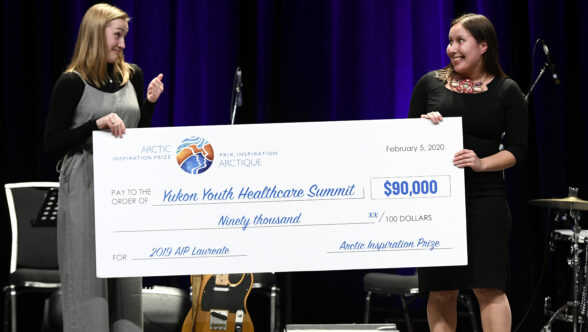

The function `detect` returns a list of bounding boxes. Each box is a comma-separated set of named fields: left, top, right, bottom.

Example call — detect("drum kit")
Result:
left=529, top=188, right=588, bottom=332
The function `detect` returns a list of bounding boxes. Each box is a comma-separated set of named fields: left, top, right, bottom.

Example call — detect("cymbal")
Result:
left=529, top=196, right=588, bottom=211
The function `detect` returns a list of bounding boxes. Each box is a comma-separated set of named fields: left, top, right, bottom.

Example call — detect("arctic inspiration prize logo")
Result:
left=176, top=136, right=214, bottom=174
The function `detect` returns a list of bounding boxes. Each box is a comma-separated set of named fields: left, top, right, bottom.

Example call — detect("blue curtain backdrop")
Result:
left=2, top=0, right=587, bottom=330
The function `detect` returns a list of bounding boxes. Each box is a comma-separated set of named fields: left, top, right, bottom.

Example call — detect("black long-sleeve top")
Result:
left=44, top=64, right=155, bottom=160
left=408, top=71, right=528, bottom=198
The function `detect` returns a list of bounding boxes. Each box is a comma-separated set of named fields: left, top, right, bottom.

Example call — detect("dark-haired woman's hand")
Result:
left=421, top=111, right=443, bottom=124
left=453, top=149, right=483, bottom=171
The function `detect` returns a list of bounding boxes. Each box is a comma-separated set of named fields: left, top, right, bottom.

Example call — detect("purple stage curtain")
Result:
left=2, top=0, right=587, bottom=330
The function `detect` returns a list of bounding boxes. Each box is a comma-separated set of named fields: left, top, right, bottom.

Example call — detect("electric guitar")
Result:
left=182, top=274, right=254, bottom=332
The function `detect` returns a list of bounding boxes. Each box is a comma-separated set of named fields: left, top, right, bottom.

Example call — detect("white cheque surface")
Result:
left=93, top=118, right=466, bottom=278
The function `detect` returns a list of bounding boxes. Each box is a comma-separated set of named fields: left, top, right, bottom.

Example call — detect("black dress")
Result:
left=408, top=71, right=528, bottom=292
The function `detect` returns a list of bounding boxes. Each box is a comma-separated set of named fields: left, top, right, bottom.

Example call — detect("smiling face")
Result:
left=105, top=18, right=128, bottom=63
left=446, top=23, right=488, bottom=79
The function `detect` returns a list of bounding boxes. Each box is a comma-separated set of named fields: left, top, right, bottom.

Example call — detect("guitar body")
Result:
left=185, top=274, right=254, bottom=332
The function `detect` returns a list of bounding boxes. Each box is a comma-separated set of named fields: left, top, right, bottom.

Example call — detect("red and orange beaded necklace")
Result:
left=450, top=78, right=484, bottom=93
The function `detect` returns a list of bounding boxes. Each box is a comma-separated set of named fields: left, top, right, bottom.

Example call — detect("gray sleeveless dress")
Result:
left=57, top=75, right=143, bottom=332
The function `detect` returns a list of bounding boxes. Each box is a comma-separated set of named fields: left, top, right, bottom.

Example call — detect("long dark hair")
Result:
left=436, top=13, right=506, bottom=81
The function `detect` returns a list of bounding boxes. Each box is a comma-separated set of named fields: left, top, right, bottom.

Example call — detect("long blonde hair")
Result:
left=66, top=3, right=134, bottom=87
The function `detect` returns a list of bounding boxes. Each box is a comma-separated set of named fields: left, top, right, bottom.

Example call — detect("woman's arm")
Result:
left=453, top=79, right=528, bottom=173
left=44, top=73, right=95, bottom=159
left=453, top=149, right=516, bottom=172
left=130, top=64, right=158, bottom=128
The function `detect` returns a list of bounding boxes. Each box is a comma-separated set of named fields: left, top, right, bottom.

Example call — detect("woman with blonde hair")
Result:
left=409, top=13, right=527, bottom=331
left=44, top=3, right=164, bottom=331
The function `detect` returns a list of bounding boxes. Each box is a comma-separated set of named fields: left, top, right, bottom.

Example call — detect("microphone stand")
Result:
left=230, top=67, right=243, bottom=125
left=524, top=61, right=550, bottom=104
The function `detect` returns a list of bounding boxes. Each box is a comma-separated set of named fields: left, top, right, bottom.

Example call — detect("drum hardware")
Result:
left=530, top=187, right=588, bottom=332
left=529, top=188, right=588, bottom=212
left=548, top=213, right=563, bottom=252
left=581, top=248, right=588, bottom=317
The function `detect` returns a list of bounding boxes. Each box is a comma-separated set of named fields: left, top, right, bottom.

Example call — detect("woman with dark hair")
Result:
left=408, top=13, right=528, bottom=331
left=44, top=3, right=164, bottom=331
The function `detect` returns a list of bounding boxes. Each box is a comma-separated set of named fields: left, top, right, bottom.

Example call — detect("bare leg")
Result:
left=473, top=288, right=511, bottom=332
left=427, top=290, right=459, bottom=332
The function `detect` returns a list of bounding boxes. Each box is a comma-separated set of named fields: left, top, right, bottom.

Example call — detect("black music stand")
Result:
left=32, top=187, right=58, bottom=227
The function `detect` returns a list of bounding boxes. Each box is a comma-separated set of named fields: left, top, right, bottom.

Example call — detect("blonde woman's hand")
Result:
left=147, top=73, right=164, bottom=103
left=96, top=113, right=126, bottom=138
left=420, top=111, right=443, bottom=124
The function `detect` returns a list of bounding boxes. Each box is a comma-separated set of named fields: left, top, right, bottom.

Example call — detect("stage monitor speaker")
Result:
left=285, top=324, right=398, bottom=332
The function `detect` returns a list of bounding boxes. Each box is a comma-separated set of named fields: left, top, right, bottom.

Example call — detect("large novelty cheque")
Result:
left=93, top=118, right=466, bottom=278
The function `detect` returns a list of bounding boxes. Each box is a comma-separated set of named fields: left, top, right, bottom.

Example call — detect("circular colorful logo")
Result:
left=176, top=137, right=214, bottom=174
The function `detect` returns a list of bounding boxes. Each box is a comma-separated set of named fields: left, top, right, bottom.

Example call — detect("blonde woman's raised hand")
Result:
left=147, top=73, right=164, bottom=103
